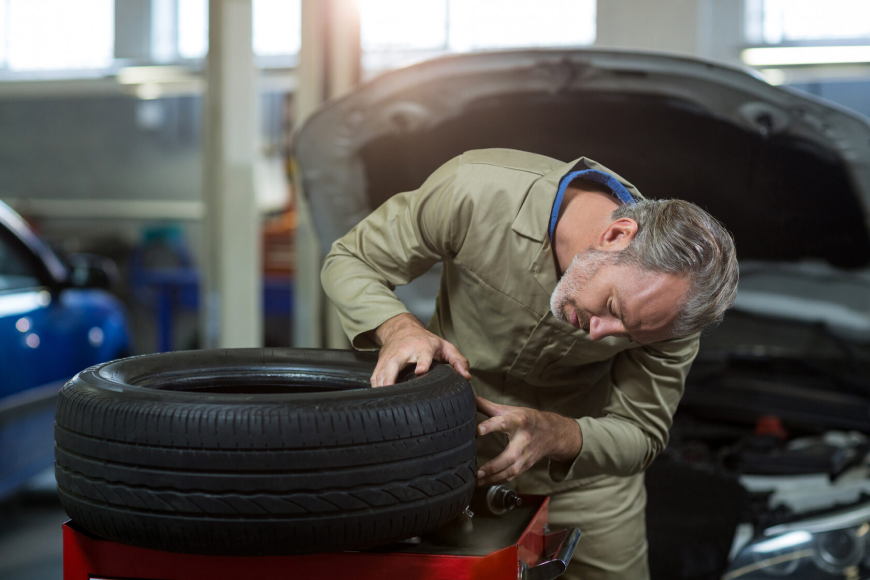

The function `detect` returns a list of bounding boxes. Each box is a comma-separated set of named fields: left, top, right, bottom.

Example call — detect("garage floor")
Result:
left=0, top=469, right=65, bottom=580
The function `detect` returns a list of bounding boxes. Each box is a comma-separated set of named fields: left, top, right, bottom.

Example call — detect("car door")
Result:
left=0, top=225, right=58, bottom=398
left=0, top=223, right=68, bottom=498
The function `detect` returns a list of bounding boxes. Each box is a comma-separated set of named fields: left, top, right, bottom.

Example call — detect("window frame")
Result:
left=744, top=0, right=870, bottom=47
left=0, top=228, right=51, bottom=293
left=0, top=206, right=67, bottom=292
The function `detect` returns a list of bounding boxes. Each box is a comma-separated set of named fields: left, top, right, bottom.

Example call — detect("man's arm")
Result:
left=476, top=334, right=699, bottom=485
left=559, top=335, right=699, bottom=479
left=321, top=155, right=473, bottom=386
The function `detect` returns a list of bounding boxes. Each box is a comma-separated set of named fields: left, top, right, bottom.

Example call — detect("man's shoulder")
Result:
left=457, top=149, right=563, bottom=177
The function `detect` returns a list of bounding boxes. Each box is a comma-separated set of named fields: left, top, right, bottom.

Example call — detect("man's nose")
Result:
left=589, top=317, right=618, bottom=341
left=589, top=316, right=606, bottom=341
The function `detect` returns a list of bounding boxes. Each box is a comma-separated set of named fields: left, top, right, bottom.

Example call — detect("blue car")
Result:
left=0, top=200, right=131, bottom=501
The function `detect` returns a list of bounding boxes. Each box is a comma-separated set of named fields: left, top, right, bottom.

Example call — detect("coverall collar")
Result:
left=511, top=159, right=572, bottom=243
left=511, top=156, right=644, bottom=243
left=511, top=156, right=645, bottom=295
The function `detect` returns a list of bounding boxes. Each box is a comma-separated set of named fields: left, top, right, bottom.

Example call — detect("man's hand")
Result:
left=475, top=396, right=583, bottom=486
left=371, top=313, right=472, bottom=387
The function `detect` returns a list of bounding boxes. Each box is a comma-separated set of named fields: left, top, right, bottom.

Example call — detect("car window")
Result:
left=0, top=229, right=42, bottom=291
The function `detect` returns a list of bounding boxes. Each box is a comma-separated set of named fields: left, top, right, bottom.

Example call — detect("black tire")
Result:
left=54, top=348, right=476, bottom=555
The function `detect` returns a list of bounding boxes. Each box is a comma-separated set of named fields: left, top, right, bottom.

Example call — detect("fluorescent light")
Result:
left=117, top=66, right=191, bottom=85
left=136, top=83, right=163, bottom=100
left=742, top=45, right=870, bottom=66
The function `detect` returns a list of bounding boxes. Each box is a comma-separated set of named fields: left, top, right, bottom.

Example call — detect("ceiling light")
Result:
left=742, top=45, right=870, bottom=66
left=136, top=83, right=163, bottom=100
left=117, top=66, right=191, bottom=85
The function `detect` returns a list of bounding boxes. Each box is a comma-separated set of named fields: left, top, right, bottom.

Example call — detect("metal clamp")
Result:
left=524, top=528, right=582, bottom=580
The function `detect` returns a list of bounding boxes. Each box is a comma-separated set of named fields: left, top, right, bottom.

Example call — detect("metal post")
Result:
left=291, top=0, right=328, bottom=348
left=201, top=0, right=262, bottom=349
left=292, top=0, right=360, bottom=349
left=324, top=0, right=360, bottom=349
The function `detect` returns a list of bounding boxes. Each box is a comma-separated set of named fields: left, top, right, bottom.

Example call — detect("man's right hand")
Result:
left=371, top=313, right=472, bottom=387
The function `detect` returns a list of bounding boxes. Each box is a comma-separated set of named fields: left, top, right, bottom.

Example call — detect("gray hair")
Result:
left=611, top=199, right=738, bottom=338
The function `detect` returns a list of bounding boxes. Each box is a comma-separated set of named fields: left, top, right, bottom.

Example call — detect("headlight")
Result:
left=724, top=502, right=870, bottom=578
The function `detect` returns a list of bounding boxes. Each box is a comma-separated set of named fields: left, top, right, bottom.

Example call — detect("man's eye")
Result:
left=607, top=299, right=615, bottom=316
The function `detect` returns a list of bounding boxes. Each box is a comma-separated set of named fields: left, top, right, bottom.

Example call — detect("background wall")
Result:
left=0, top=0, right=868, bottom=352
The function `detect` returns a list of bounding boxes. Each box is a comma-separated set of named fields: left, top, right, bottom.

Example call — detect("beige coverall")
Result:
left=321, top=148, right=699, bottom=580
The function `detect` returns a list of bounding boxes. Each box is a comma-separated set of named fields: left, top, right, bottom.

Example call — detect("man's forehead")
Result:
left=614, top=267, right=686, bottom=341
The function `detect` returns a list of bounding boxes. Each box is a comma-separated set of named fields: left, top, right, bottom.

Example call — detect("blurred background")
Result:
left=2, top=1, right=870, bottom=579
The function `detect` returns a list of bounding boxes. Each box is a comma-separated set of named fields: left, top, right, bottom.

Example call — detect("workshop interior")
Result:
left=2, top=1, right=870, bottom=579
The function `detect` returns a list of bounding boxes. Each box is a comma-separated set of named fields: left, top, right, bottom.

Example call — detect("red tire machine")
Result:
left=63, top=490, right=581, bottom=580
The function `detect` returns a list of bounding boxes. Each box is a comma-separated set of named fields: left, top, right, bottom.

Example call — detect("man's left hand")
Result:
left=475, top=396, right=583, bottom=486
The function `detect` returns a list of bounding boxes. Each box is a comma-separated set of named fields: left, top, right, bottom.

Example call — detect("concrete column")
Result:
left=292, top=0, right=360, bottom=349
left=201, top=0, right=262, bottom=349
left=596, top=0, right=744, bottom=65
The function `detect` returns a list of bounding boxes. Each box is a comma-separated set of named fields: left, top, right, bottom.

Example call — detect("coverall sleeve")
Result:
left=321, top=155, right=468, bottom=349
left=550, top=334, right=700, bottom=480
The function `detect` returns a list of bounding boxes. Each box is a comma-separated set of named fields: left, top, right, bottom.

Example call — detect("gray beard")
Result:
left=550, top=248, right=619, bottom=329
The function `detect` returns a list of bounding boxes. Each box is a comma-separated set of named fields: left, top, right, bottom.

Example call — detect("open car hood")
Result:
left=292, top=49, right=870, bottom=319
left=293, top=49, right=870, bottom=264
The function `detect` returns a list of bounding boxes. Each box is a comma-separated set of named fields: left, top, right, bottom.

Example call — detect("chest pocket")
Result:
left=508, top=311, right=632, bottom=388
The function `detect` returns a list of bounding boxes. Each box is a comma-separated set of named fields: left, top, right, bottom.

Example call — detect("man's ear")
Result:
left=596, top=218, right=638, bottom=251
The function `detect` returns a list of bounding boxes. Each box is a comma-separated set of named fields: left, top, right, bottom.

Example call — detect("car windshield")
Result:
left=0, top=202, right=68, bottom=284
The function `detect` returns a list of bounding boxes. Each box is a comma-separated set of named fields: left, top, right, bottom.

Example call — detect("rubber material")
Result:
left=54, top=348, right=477, bottom=555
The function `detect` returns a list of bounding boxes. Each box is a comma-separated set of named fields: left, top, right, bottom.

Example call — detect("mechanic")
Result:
left=321, top=148, right=738, bottom=580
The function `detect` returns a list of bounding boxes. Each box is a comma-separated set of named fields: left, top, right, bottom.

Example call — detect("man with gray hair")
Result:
left=321, top=148, right=738, bottom=580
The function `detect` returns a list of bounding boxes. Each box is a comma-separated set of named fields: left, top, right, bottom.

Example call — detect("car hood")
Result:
left=292, top=48, right=870, bottom=269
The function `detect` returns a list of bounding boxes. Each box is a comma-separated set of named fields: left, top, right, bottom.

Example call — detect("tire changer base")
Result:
left=63, top=494, right=581, bottom=580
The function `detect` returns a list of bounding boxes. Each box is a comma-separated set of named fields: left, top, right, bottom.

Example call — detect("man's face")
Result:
left=550, top=249, right=688, bottom=344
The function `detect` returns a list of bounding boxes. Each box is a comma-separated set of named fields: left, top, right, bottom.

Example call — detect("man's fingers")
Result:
left=380, top=360, right=400, bottom=386
left=452, top=359, right=472, bottom=380
left=373, top=342, right=436, bottom=386
left=475, top=396, right=509, bottom=420
left=478, top=463, right=525, bottom=486
left=442, top=343, right=472, bottom=380
left=477, top=453, right=514, bottom=481
left=372, top=358, right=403, bottom=388
left=476, top=444, right=530, bottom=486
left=414, top=352, right=433, bottom=375
left=477, top=415, right=512, bottom=436
left=373, top=336, right=469, bottom=387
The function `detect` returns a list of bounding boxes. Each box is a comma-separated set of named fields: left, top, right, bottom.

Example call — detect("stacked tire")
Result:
left=54, top=348, right=476, bottom=555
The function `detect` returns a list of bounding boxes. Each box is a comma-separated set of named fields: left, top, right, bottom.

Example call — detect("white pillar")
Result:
left=324, top=0, right=360, bottom=349
left=201, top=0, right=262, bottom=349
left=291, top=0, right=328, bottom=349
left=327, top=0, right=361, bottom=101
left=292, top=0, right=360, bottom=349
